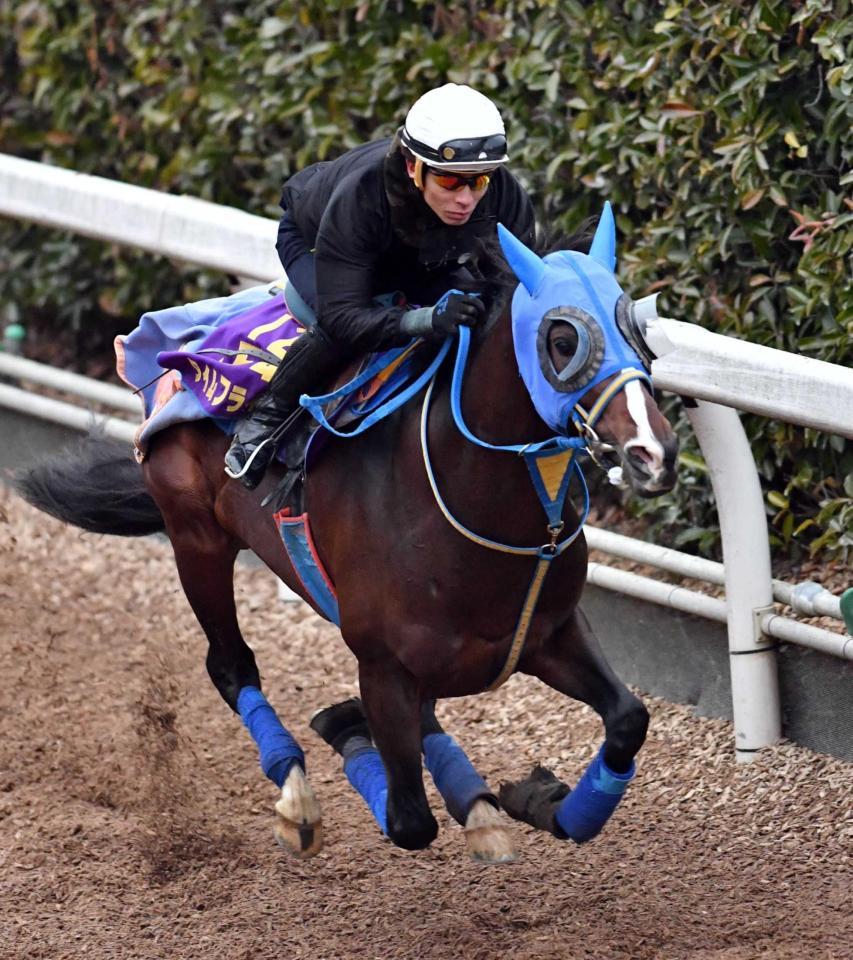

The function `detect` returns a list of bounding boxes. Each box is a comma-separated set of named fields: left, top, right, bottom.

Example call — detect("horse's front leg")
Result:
left=421, top=701, right=516, bottom=863
left=500, top=607, right=648, bottom=843
left=358, top=659, right=438, bottom=850
left=311, top=697, right=515, bottom=861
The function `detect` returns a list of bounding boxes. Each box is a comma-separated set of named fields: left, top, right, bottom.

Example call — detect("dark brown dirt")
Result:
left=1, top=486, right=851, bottom=960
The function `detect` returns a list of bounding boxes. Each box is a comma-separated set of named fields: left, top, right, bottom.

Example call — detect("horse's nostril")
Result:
left=628, top=447, right=654, bottom=469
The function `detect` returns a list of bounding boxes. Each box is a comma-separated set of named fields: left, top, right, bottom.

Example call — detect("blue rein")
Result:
left=297, top=323, right=602, bottom=693
left=422, top=324, right=591, bottom=556
left=419, top=326, right=594, bottom=691
left=298, top=337, right=453, bottom=438
left=298, top=323, right=593, bottom=555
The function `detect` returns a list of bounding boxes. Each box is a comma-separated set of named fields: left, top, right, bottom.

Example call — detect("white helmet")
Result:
left=400, top=83, right=509, bottom=174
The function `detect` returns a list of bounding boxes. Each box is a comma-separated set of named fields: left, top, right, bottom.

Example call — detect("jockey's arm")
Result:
left=313, top=179, right=411, bottom=354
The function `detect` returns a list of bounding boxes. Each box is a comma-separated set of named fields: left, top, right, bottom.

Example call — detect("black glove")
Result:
left=430, top=289, right=486, bottom=336
left=400, top=288, right=485, bottom=340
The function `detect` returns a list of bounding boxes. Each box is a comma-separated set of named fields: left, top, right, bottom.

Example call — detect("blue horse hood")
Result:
left=510, top=249, right=647, bottom=433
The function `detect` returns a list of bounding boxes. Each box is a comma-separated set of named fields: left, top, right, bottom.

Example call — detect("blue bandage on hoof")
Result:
left=554, top=745, right=634, bottom=843
left=237, top=686, right=304, bottom=789
left=343, top=746, right=388, bottom=834
left=423, top=732, right=494, bottom=825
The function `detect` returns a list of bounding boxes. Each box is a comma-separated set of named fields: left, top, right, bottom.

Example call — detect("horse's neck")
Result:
left=459, top=312, right=553, bottom=447
left=422, top=311, right=582, bottom=549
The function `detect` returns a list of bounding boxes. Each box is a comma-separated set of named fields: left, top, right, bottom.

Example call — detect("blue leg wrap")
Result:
left=554, top=744, right=635, bottom=843
left=423, top=733, right=492, bottom=825
left=236, top=686, right=304, bottom=789
left=343, top=747, right=388, bottom=834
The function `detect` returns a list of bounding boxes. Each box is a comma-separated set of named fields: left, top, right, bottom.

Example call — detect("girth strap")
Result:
left=485, top=551, right=555, bottom=692
left=420, top=327, right=591, bottom=692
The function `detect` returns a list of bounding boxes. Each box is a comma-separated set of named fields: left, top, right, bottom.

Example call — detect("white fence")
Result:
left=2, top=153, right=851, bottom=762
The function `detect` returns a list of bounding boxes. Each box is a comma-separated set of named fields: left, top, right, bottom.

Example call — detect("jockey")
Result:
left=225, top=82, right=536, bottom=489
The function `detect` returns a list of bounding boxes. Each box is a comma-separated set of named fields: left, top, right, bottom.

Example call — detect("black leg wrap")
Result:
left=309, top=697, right=372, bottom=756
left=499, top=765, right=571, bottom=838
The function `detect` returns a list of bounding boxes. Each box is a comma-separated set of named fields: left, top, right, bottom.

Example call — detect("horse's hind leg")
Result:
left=501, top=607, right=648, bottom=844
left=421, top=701, right=516, bottom=864
left=153, top=491, right=322, bottom=858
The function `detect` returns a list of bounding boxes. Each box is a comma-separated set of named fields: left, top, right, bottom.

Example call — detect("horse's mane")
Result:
left=537, top=218, right=597, bottom=259
left=467, top=217, right=597, bottom=326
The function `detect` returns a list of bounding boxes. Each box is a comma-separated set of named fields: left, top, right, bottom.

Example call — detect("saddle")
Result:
left=263, top=335, right=434, bottom=513
left=142, top=280, right=434, bottom=498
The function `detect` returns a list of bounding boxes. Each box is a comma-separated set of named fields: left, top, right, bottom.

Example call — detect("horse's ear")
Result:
left=497, top=223, right=546, bottom=296
left=588, top=201, right=617, bottom=273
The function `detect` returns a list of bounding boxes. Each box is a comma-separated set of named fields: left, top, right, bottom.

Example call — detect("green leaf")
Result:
left=545, top=70, right=560, bottom=103
left=259, top=18, right=288, bottom=39
left=741, top=188, right=765, bottom=210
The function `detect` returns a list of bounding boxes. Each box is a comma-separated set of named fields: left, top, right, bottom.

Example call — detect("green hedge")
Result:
left=1, top=0, right=850, bottom=558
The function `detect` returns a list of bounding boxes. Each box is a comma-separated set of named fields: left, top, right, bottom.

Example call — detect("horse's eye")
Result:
left=553, top=337, right=576, bottom=358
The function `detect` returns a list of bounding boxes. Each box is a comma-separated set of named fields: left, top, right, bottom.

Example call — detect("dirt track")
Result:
left=1, top=484, right=851, bottom=960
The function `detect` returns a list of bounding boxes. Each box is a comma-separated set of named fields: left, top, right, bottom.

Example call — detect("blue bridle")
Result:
left=298, top=203, right=657, bottom=692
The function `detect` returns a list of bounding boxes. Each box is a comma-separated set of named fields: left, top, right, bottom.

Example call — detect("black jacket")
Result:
left=279, top=136, right=535, bottom=352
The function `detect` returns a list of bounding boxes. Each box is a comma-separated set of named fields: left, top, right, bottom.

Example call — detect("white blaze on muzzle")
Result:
left=623, top=378, right=667, bottom=483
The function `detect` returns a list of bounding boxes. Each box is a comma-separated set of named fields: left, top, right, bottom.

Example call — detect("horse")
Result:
left=15, top=205, right=679, bottom=864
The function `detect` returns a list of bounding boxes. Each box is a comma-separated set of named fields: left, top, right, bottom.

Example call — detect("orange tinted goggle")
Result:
left=428, top=170, right=491, bottom=192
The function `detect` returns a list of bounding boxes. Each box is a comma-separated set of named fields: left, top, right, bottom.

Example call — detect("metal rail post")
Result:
left=686, top=401, right=781, bottom=760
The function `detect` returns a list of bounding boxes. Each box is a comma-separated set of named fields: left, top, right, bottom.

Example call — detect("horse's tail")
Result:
left=13, top=433, right=165, bottom=537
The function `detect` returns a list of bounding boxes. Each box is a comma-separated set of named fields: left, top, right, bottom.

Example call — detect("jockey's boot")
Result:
left=309, top=698, right=372, bottom=758
left=224, top=327, right=347, bottom=490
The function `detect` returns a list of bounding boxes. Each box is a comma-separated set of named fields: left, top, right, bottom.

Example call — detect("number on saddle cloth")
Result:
left=155, top=287, right=307, bottom=420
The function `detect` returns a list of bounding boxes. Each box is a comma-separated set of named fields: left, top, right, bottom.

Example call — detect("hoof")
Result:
left=464, top=799, right=517, bottom=864
left=273, top=765, right=323, bottom=859
left=386, top=811, right=438, bottom=851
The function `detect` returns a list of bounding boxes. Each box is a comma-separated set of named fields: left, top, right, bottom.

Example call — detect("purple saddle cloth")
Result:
left=115, top=282, right=305, bottom=459
left=115, top=282, right=422, bottom=463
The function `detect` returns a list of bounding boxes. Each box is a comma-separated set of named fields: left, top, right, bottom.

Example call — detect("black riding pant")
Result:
left=276, top=211, right=317, bottom=311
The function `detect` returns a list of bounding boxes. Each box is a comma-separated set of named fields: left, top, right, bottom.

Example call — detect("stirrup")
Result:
left=224, top=407, right=305, bottom=483
left=223, top=435, right=277, bottom=480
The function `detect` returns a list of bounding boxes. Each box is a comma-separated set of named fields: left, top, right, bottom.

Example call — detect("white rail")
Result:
left=646, top=318, right=853, bottom=438
left=2, top=152, right=851, bottom=761
left=0, top=382, right=136, bottom=443
left=0, top=352, right=139, bottom=413
left=584, top=526, right=843, bottom=620
left=0, top=153, right=279, bottom=280
left=587, top=563, right=851, bottom=660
